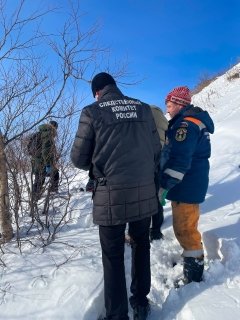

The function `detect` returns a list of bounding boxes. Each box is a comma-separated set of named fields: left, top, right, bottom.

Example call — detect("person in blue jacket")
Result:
left=159, top=86, right=214, bottom=285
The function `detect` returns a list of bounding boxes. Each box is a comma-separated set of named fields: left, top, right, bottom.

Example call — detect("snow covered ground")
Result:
left=0, top=64, right=240, bottom=319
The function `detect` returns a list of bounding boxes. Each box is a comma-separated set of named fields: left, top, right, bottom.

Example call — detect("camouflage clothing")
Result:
left=30, top=123, right=59, bottom=198
left=31, top=123, right=57, bottom=173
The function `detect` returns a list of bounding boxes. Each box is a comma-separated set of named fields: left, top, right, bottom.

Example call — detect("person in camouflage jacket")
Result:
left=30, top=120, right=59, bottom=200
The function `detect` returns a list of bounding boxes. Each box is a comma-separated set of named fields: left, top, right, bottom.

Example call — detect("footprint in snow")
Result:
left=30, top=275, right=48, bottom=288
left=57, top=284, right=79, bottom=305
left=51, top=267, right=68, bottom=279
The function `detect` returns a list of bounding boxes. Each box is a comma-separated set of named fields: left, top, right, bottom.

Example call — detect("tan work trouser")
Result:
left=172, top=202, right=203, bottom=258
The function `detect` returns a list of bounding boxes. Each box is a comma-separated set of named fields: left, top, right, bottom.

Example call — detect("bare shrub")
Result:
left=191, top=73, right=217, bottom=95
left=0, top=0, right=131, bottom=246
left=226, top=67, right=240, bottom=81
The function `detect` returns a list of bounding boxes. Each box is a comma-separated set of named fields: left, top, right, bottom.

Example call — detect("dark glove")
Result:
left=158, top=188, right=168, bottom=206
left=86, top=178, right=94, bottom=192
left=45, top=165, right=52, bottom=176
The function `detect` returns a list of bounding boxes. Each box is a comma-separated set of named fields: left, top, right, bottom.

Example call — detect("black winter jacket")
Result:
left=71, top=85, right=161, bottom=225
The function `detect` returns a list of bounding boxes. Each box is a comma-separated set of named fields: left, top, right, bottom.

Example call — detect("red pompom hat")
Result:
left=165, top=86, right=191, bottom=106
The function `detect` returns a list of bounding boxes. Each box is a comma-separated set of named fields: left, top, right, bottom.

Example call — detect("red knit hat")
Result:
left=165, top=86, right=191, bottom=106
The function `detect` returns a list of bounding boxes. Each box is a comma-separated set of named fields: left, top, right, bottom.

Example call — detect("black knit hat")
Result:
left=49, top=120, right=58, bottom=129
left=91, top=72, right=116, bottom=97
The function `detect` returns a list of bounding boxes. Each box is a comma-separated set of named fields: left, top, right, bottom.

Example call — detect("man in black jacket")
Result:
left=71, top=72, right=161, bottom=320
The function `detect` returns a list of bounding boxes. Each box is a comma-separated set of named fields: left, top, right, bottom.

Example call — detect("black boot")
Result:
left=133, top=305, right=150, bottom=320
left=149, top=228, right=163, bottom=242
left=183, top=256, right=204, bottom=283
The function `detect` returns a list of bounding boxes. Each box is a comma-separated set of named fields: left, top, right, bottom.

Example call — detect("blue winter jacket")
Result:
left=160, top=105, right=214, bottom=203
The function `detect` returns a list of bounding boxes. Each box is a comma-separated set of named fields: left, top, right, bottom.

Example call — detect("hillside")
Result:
left=0, top=64, right=240, bottom=320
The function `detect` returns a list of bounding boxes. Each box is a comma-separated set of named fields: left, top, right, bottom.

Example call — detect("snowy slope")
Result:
left=167, top=62, right=240, bottom=320
left=0, top=64, right=240, bottom=320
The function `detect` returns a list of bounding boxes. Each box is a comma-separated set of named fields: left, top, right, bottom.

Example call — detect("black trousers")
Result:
left=151, top=170, right=164, bottom=231
left=99, top=217, right=151, bottom=320
left=32, top=168, right=59, bottom=196
left=151, top=201, right=164, bottom=231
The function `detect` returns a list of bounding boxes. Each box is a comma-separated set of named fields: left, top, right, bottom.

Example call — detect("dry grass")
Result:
left=191, top=73, right=217, bottom=95
left=191, top=59, right=240, bottom=95
left=226, top=66, right=240, bottom=81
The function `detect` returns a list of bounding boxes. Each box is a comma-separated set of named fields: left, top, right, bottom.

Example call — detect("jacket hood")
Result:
left=182, top=105, right=214, bottom=134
